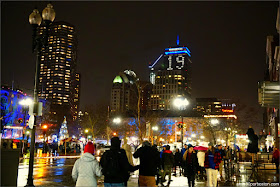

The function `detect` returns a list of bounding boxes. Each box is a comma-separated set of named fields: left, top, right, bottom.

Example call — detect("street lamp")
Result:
left=150, top=126, right=159, bottom=145
left=19, top=98, right=33, bottom=141
left=113, top=117, right=121, bottom=124
left=210, top=119, right=219, bottom=125
left=27, top=4, right=55, bottom=187
left=152, top=126, right=159, bottom=131
left=173, top=96, right=189, bottom=148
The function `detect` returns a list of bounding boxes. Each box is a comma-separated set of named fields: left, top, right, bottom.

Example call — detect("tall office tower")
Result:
left=37, top=21, right=80, bottom=125
left=149, top=37, right=192, bottom=110
left=70, top=73, right=80, bottom=121
left=110, top=70, right=138, bottom=115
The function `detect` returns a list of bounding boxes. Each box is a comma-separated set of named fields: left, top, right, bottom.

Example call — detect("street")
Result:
left=17, top=155, right=279, bottom=187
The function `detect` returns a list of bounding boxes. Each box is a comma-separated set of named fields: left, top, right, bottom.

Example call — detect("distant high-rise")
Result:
left=149, top=37, right=192, bottom=110
left=110, top=70, right=138, bottom=114
left=38, top=21, right=80, bottom=124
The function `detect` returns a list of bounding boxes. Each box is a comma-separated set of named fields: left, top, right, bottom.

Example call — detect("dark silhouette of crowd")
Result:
left=72, top=136, right=242, bottom=187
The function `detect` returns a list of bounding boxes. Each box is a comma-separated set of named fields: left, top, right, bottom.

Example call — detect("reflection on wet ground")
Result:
left=17, top=155, right=279, bottom=186
left=18, top=156, right=78, bottom=186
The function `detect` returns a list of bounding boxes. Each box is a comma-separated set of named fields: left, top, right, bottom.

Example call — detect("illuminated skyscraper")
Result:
left=149, top=37, right=192, bottom=110
left=110, top=70, right=138, bottom=114
left=38, top=21, right=80, bottom=124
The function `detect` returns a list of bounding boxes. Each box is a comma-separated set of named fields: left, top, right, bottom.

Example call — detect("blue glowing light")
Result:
left=177, top=35, right=179, bottom=45
left=149, top=54, right=163, bottom=68
left=165, top=51, right=191, bottom=56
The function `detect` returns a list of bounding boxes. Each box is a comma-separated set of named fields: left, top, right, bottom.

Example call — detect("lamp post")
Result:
left=113, top=117, right=127, bottom=143
left=173, top=96, right=189, bottom=148
left=27, top=4, right=55, bottom=187
left=151, top=126, right=158, bottom=145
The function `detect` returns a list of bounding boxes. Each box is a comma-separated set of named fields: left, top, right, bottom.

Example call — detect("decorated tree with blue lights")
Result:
left=59, top=116, right=69, bottom=140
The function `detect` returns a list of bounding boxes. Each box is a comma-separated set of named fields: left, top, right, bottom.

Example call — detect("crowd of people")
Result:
left=71, top=137, right=245, bottom=187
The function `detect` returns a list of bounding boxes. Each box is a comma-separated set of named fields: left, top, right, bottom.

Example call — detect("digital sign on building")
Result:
left=149, top=38, right=192, bottom=110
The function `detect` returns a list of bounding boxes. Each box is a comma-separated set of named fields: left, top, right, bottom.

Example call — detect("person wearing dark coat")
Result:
left=133, top=141, right=160, bottom=187
left=173, top=148, right=182, bottom=176
left=100, top=137, right=130, bottom=187
left=246, top=127, right=259, bottom=153
left=182, top=144, right=199, bottom=187
left=272, top=147, right=280, bottom=174
left=161, top=145, right=175, bottom=186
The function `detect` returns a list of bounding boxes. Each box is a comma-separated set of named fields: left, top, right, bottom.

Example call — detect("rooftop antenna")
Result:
left=177, top=35, right=179, bottom=45
left=12, top=72, right=14, bottom=90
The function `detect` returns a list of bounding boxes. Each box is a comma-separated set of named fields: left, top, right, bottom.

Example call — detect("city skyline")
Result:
left=1, top=1, right=279, bottom=109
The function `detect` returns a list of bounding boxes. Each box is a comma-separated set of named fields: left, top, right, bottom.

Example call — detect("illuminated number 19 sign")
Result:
left=167, top=54, right=185, bottom=70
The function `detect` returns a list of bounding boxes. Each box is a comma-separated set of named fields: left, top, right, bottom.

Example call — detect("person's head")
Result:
left=142, top=141, right=151, bottom=147
left=111, top=137, right=121, bottom=149
left=188, top=144, right=194, bottom=153
left=218, top=145, right=222, bottom=150
left=208, top=142, right=213, bottom=150
left=163, top=145, right=166, bottom=150
left=184, top=144, right=188, bottom=148
left=84, top=142, right=95, bottom=155
left=166, top=145, right=170, bottom=150
left=176, top=148, right=179, bottom=152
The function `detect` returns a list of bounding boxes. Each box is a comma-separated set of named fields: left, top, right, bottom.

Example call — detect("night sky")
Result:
left=1, top=1, right=279, bottom=109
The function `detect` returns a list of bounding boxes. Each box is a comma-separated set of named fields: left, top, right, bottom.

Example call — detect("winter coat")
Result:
left=123, top=143, right=134, bottom=166
left=197, top=151, right=205, bottom=167
left=204, top=150, right=222, bottom=170
left=133, top=146, right=160, bottom=176
left=174, top=151, right=182, bottom=166
left=273, top=150, right=280, bottom=163
left=100, top=147, right=130, bottom=183
left=183, top=151, right=198, bottom=176
left=72, top=153, right=102, bottom=187
left=246, top=128, right=259, bottom=153
left=161, top=150, right=175, bottom=168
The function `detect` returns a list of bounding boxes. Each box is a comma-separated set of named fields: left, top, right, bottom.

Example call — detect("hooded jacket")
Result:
left=72, top=153, right=102, bottom=187
left=133, top=145, right=160, bottom=176
left=161, top=150, right=175, bottom=168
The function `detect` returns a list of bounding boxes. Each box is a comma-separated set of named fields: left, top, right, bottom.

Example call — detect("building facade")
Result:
left=261, top=8, right=280, bottom=147
left=149, top=38, right=192, bottom=110
left=110, top=70, right=138, bottom=114
left=110, top=70, right=152, bottom=116
left=37, top=21, right=80, bottom=125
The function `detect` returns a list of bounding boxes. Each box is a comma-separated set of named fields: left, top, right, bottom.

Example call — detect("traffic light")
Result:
left=177, top=123, right=183, bottom=129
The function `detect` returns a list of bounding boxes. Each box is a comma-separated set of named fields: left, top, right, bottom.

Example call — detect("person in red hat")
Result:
left=84, top=142, right=95, bottom=155
left=72, top=142, right=101, bottom=186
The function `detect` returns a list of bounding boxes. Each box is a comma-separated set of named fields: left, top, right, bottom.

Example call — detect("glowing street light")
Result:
left=42, top=125, right=48, bottom=129
left=200, top=136, right=205, bottom=139
left=173, top=95, right=189, bottom=148
left=191, top=134, right=196, bottom=138
left=152, top=126, right=159, bottom=131
left=19, top=98, right=33, bottom=106
left=210, top=119, right=219, bottom=125
left=85, top=129, right=89, bottom=133
left=113, top=117, right=121, bottom=124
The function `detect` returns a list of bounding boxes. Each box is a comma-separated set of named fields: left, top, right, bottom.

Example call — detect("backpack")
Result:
left=102, top=150, right=122, bottom=178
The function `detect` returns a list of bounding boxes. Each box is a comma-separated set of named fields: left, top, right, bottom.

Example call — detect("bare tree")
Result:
left=80, top=103, right=108, bottom=140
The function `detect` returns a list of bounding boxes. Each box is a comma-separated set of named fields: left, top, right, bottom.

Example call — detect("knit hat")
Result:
left=111, top=137, right=121, bottom=148
left=84, top=142, right=95, bottom=155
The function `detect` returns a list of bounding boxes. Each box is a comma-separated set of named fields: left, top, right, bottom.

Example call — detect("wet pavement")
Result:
left=17, top=155, right=280, bottom=187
